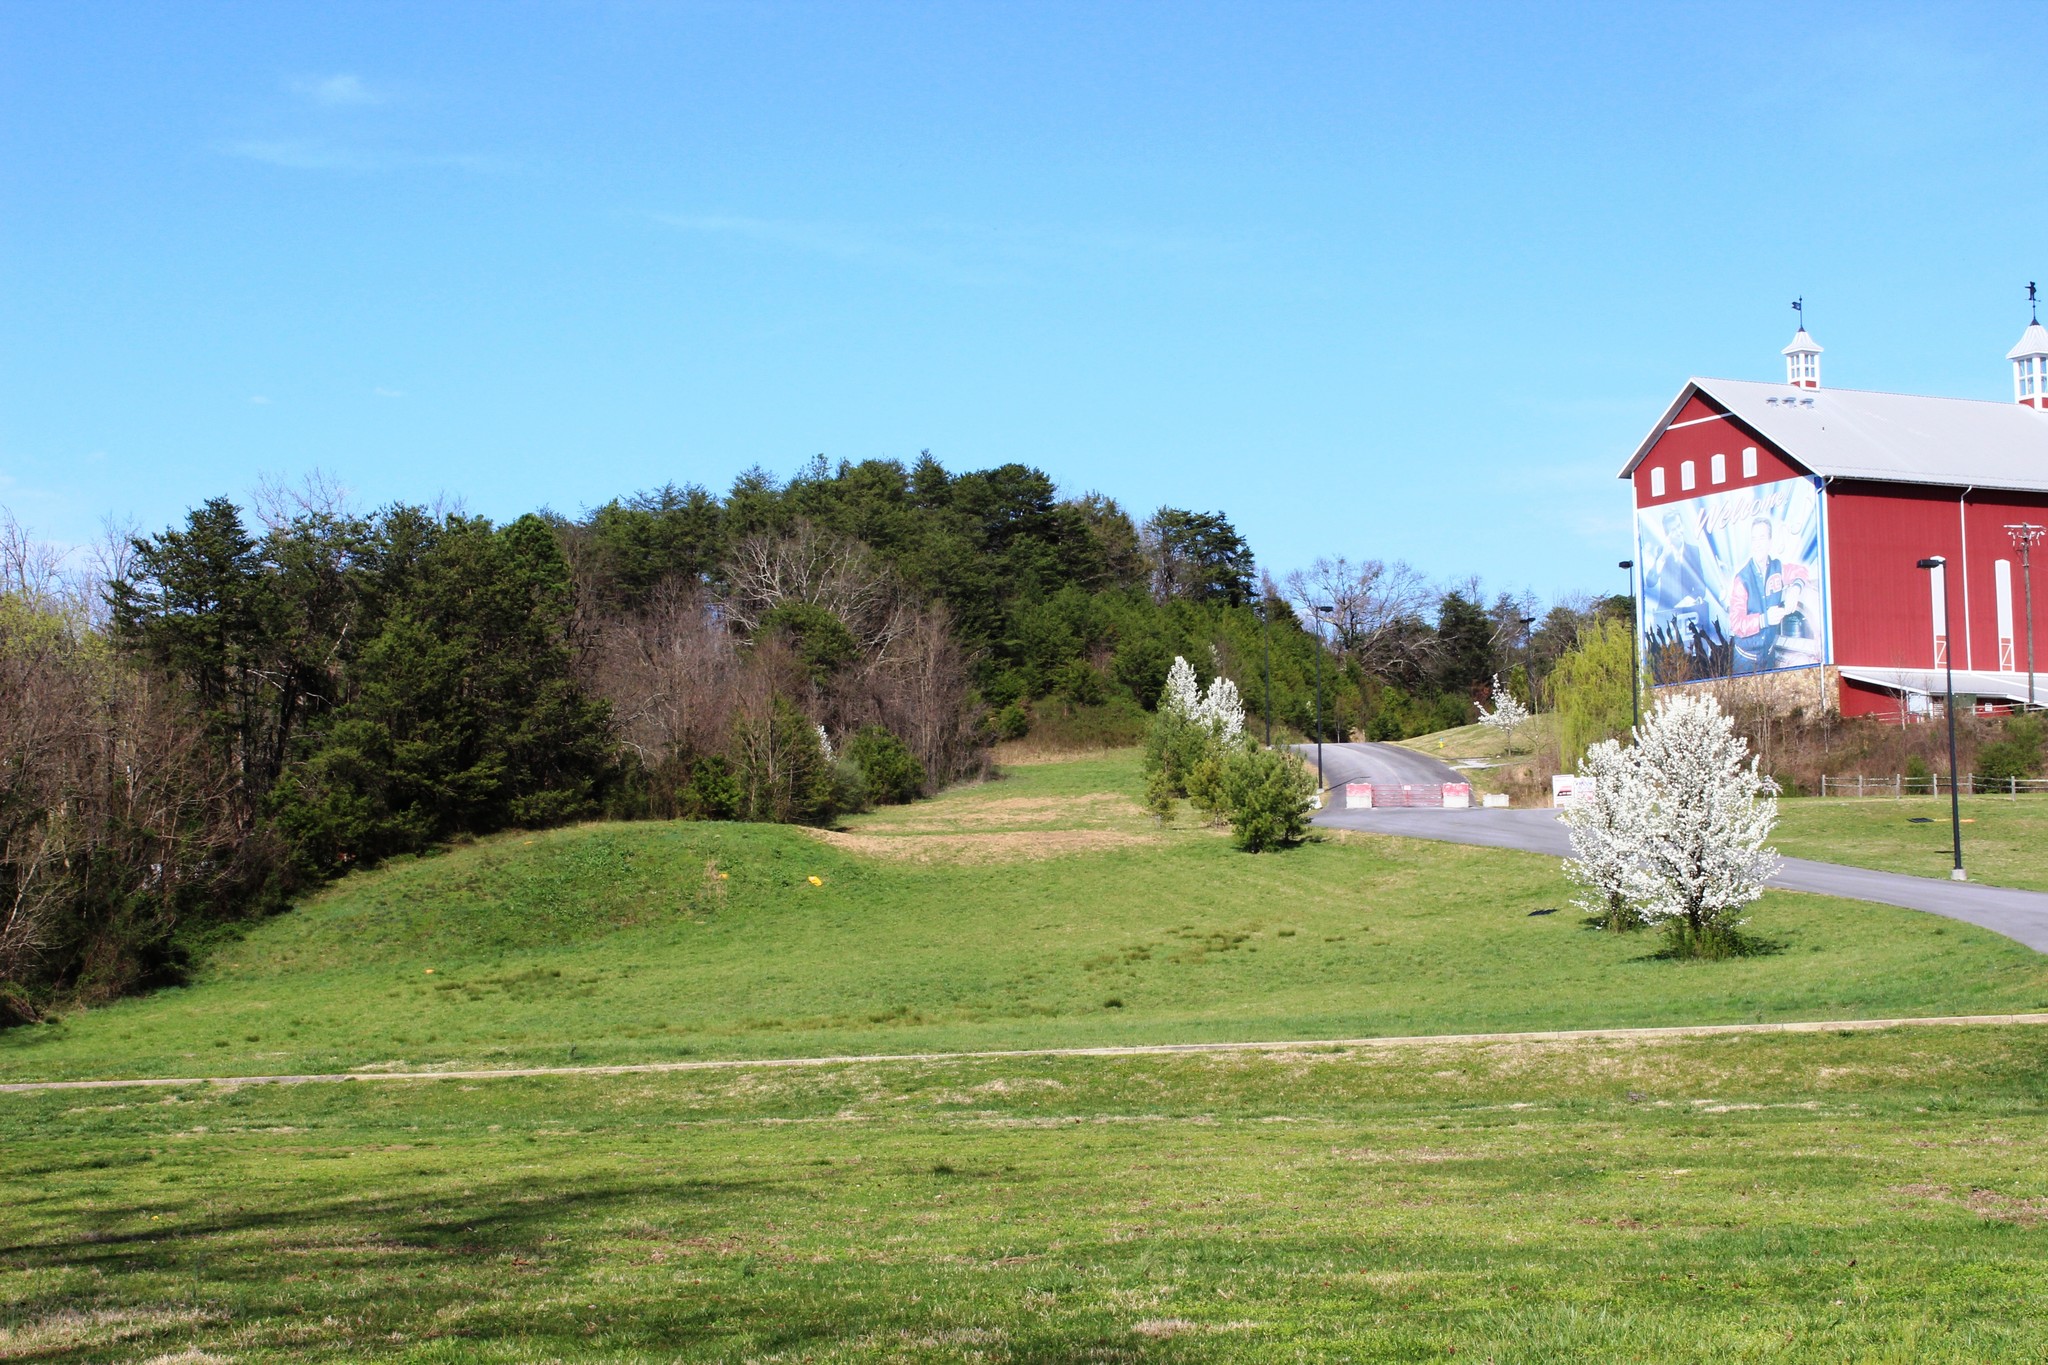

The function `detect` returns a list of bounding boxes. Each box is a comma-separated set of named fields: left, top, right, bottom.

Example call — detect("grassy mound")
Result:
left=3, top=752, right=2043, bottom=1085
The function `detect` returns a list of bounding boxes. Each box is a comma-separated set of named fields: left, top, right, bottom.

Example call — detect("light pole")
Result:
left=1260, top=594, right=1273, bottom=747
left=1312, top=603, right=1334, bottom=798
left=1620, top=560, right=1639, bottom=731
left=2007, top=524, right=2044, bottom=710
left=1917, top=556, right=1966, bottom=881
left=1518, top=614, right=1537, bottom=714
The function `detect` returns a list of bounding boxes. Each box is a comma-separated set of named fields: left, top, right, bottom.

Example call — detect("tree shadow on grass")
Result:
left=0, top=1166, right=887, bottom=1361
left=1577, top=916, right=1787, bottom=962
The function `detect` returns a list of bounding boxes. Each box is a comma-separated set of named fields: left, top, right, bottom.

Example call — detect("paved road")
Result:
left=1288, top=740, right=1467, bottom=794
left=7, top=1011, right=2046, bottom=1094
left=1305, top=744, right=2048, bottom=953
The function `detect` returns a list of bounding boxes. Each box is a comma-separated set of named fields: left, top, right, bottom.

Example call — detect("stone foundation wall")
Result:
left=1649, top=664, right=1839, bottom=718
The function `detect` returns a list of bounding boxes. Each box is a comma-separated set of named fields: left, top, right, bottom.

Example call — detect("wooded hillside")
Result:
left=0, top=455, right=1605, bottom=1018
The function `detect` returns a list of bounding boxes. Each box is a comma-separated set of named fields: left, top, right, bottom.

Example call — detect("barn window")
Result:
left=1710, top=453, right=1726, bottom=484
left=1742, top=447, right=1758, bottom=478
left=1680, top=460, right=1696, bottom=491
left=1650, top=466, right=1665, bottom=497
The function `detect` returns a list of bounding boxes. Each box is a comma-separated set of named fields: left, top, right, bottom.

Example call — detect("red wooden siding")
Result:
left=1826, top=481, right=2048, bottom=677
left=1633, top=393, right=1809, bottom=509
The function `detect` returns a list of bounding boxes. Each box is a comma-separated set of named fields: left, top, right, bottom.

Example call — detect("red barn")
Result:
left=1620, top=317, right=2048, bottom=718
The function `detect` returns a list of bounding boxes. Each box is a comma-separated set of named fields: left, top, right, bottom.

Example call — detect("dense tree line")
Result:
left=1, top=455, right=1594, bottom=1019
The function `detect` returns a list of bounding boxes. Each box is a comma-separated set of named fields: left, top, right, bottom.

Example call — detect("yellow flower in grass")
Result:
left=808, top=875, right=823, bottom=886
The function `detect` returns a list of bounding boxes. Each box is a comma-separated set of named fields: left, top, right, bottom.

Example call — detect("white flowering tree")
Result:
left=1161, top=656, right=1202, bottom=723
left=1559, top=738, right=1648, bottom=931
left=1477, top=674, right=1528, bottom=753
left=1627, top=692, right=1780, bottom=943
left=1197, top=674, right=1244, bottom=741
left=1562, top=692, right=1780, bottom=952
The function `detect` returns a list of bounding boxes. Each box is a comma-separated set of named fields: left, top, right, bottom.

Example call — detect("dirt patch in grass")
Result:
left=809, top=828, right=1156, bottom=863
left=857, top=793, right=1145, bottom=832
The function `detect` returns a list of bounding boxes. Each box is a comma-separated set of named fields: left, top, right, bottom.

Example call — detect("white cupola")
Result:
left=2007, top=288, right=2048, bottom=409
left=1782, top=326, right=1822, bottom=389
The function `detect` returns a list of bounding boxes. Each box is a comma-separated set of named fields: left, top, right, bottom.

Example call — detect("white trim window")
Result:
left=1710, top=452, right=1726, bottom=484
left=1742, top=447, right=1758, bottom=478
left=1650, top=466, right=1666, bottom=497
left=1680, top=460, right=1696, bottom=491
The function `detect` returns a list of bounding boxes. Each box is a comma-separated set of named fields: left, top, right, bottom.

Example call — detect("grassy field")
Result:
left=1774, top=795, right=2048, bottom=893
left=1393, top=713, right=1560, bottom=766
left=5, top=753, right=2045, bottom=1087
left=5, top=1026, right=2048, bottom=1361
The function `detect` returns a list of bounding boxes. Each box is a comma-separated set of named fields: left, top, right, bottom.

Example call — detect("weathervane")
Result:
left=2031, top=281, right=2039, bottom=325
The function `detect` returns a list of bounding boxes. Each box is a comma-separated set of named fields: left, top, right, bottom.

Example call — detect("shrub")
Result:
left=991, top=703, right=1031, bottom=741
left=684, top=756, right=742, bottom=819
left=1976, top=714, right=2044, bottom=784
left=1217, top=746, right=1316, bottom=851
left=845, top=726, right=926, bottom=804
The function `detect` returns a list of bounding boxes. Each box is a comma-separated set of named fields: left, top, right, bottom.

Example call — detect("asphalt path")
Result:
left=1306, top=743, right=2048, bottom=953
left=1288, top=739, right=1468, bottom=793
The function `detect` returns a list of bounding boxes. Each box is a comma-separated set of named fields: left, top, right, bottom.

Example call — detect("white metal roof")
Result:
left=1781, top=328, right=1823, bottom=356
left=1620, top=377, right=2048, bottom=493
left=1839, top=666, right=2043, bottom=706
left=2006, top=321, right=2048, bottom=360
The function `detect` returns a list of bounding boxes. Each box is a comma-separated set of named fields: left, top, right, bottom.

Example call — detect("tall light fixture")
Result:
left=1917, top=556, right=1966, bottom=881
left=1619, top=560, right=1639, bottom=730
left=1312, top=603, right=1335, bottom=798
left=2006, top=524, right=2044, bottom=709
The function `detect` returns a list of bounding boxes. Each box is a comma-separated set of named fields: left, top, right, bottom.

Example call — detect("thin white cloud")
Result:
left=217, top=139, right=515, bottom=174
left=373, top=387, right=405, bottom=398
left=290, top=73, right=385, bottom=107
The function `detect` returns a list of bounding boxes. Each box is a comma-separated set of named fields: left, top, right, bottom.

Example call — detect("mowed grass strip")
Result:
left=4, top=1027, right=2047, bottom=1362
left=1774, top=794, right=2048, bottom=892
left=6, top=753, right=2045, bottom=1085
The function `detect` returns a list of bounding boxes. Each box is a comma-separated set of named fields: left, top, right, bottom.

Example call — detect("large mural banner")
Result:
left=1637, top=476, right=1826, bottom=684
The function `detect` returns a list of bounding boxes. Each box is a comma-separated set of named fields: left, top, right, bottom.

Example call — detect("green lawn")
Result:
left=1775, top=795, right=2048, bottom=892
left=6, top=753, right=2043, bottom=1087
left=6, top=1026, right=2048, bottom=1361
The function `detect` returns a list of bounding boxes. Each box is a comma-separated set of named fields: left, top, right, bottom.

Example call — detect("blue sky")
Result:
left=3, top=1, right=2043, bottom=600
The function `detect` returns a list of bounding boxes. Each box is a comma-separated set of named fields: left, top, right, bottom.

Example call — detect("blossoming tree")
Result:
left=1561, top=692, right=1780, bottom=953
left=1477, top=673, right=1528, bottom=754
left=1559, top=737, right=1647, bottom=931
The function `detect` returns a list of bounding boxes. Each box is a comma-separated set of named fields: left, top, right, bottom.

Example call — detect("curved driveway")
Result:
left=1305, top=742, right=2048, bottom=954
left=1288, top=740, right=1467, bottom=792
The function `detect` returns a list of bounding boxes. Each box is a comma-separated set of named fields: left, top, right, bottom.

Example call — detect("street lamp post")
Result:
left=2007, top=524, right=2044, bottom=710
left=1518, top=614, right=1537, bottom=715
left=1619, top=560, right=1639, bottom=731
left=1917, top=556, right=1967, bottom=882
left=1312, top=603, right=1335, bottom=799
left=1261, top=596, right=1273, bottom=748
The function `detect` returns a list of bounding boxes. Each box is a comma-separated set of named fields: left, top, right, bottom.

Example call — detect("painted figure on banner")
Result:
left=1728, top=517, right=1817, bottom=673
left=1636, top=476, right=1826, bottom=684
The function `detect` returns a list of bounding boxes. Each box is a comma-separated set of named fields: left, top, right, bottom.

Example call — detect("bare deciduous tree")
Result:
left=2, top=515, right=254, bottom=1012
left=718, top=521, right=914, bottom=658
left=1283, top=556, right=1436, bottom=675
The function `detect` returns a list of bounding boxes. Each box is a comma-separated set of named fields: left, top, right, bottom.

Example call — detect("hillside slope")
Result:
left=4, top=752, right=2043, bottom=1084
